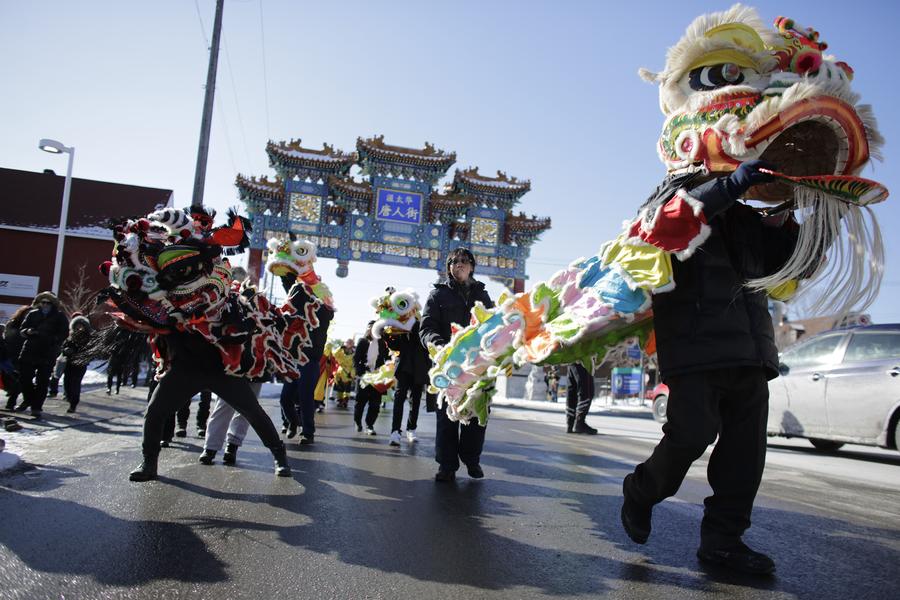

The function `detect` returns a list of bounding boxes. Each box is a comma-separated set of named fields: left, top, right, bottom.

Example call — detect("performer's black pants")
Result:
left=176, top=390, right=212, bottom=429
left=391, top=372, right=423, bottom=433
left=566, top=363, right=595, bottom=422
left=435, top=402, right=486, bottom=472
left=19, top=360, right=51, bottom=413
left=279, top=360, right=319, bottom=435
left=63, top=363, right=87, bottom=409
left=625, top=367, right=769, bottom=547
left=143, top=367, right=281, bottom=458
left=160, top=389, right=212, bottom=440
left=354, top=384, right=381, bottom=428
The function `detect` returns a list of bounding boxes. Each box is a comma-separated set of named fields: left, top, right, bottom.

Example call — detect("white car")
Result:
left=767, top=324, right=900, bottom=453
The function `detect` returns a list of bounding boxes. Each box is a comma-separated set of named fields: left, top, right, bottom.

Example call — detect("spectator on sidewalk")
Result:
left=2, top=306, right=30, bottom=411
left=15, top=292, right=69, bottom=418
left=60, top=314, right=94, bottom=413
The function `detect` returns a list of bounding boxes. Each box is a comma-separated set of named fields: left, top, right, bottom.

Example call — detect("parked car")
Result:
left=767, top=324, right=900, bottom=453
left=646, top=383, right=669, bottom=423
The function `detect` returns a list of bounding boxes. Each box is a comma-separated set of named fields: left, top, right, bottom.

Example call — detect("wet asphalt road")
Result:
left=0, top=386, right=898, bottom=599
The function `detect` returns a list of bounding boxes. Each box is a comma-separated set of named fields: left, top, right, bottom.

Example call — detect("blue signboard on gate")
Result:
left=375, top=188, right=423, bottom=225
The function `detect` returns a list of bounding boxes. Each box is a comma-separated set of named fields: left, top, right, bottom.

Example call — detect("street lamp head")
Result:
left=39, top=138, right=70, bottom=154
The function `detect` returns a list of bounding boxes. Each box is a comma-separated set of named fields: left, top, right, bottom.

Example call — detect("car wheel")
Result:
left=652, top=395, right=668, bottom=423
left=809, top=438, right=844, bottom=452
left=894, top=418, right=900, bottom=454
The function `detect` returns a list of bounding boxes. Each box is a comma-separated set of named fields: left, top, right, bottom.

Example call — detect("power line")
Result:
left=193, top=0, right=208, bottom=44
left=258, top=0, right=271, bottom=139
left=220, top=32, right=253, bottom=171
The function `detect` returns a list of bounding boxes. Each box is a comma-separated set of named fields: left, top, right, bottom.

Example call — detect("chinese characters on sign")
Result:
left=375, top=189, right=423, bottom=225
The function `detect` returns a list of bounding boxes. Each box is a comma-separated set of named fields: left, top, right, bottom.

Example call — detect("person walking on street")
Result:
left=384, top=318, right=430, bottom=447
left=353, top=321, right=388, bottom=435
left=198, top=380, right=268, bottom=467
left=545, top=366, right=560, bottom=403
left=2, top=305, right=31, bottom=410
left=15, top=292, right=69, bottom=418
left=566, top=363, right=597, bottom=434
left=420, top=248, right=494, bottom=482
left=331, top=339, right=356, bottom=409
left=60, top=314, right=93, bottom=413
left=620, top=161, right=797, bottom=576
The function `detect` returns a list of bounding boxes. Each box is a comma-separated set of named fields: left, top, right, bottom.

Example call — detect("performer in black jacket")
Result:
left=385, top=320, right=430, bottom=446
left=420, top=248, right=494, bottom=482
left=353, top=321, right=388, bottom=435
left=620, top=161, right=797, bottom=575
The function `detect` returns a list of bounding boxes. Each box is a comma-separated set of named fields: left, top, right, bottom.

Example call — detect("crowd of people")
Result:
left=0, top=208, right=788, bottom=576
left=0, top=247, right=594, bottom=470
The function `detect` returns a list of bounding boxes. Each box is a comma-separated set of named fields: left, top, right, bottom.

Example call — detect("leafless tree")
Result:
left=61, top=263, right=100, bottom=317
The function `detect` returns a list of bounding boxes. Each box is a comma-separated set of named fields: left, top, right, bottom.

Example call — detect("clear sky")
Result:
left=2, top=0, right=898, bottom=341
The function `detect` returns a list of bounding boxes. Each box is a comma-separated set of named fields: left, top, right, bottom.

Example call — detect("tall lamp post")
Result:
left=38, top=138, right=75, bottom=295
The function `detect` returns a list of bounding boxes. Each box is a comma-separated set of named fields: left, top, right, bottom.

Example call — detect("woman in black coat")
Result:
left=420, top=248, right=494, bottom=482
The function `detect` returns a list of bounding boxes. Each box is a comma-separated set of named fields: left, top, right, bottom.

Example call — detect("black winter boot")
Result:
left=271, top=443, right=292, bottom=477
left=198, top=449, right=216, bottom=465
left=566, top=417, right=575, bottom=434
left=222, top=443, right=238, bottom=465
left=573, top=419, right=598, bottom=435
left=129, top=452, right=159, bottom=482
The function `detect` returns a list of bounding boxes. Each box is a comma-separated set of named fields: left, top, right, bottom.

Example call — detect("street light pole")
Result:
left=38, top=138, right=75, bottom=296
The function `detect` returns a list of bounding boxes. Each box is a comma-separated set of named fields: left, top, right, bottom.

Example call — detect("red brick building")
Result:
left=0, top=167, right=172, bottom=320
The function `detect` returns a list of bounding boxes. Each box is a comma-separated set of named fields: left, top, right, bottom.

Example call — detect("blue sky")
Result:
left=1, top=0, right=897, bottom=340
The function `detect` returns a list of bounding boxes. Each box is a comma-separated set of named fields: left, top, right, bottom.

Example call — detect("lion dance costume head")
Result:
left=369, top=287, right=421, bottom=340
left=99, top=206, right=302, bottom=380
left=641, top=4, right=886, bottom=314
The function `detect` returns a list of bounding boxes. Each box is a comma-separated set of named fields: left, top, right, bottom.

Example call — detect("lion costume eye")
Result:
left=390, top=292, right=415, bottom=314
left=688, top=63, right=746, bottom=90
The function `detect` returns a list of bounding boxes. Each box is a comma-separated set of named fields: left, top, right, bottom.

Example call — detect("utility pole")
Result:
left=191, top=0, right=224, bottom=207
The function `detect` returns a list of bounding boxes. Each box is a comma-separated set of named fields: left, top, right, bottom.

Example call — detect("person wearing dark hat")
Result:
left=60, top=314, right=93, bottom=413
left=15, top=292, right=69, bottom=418
left=420, top=247, right=494, bottom=482
left=353, top=321, right=388, bottom=434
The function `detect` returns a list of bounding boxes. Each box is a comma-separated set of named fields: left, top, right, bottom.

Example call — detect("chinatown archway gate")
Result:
left=236, top=136, right=551, bottom=293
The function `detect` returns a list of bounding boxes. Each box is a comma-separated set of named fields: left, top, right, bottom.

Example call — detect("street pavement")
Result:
left=0, top=384, right=897, bottom=599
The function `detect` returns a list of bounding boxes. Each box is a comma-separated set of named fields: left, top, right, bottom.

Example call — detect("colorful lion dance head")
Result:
left=641, top=4, right=886, bottom=314
left=99, top=206, right=251, bottom=331
left=265, top=238, right=317, bottom=278
left=369, top=287, right=421, bottom=339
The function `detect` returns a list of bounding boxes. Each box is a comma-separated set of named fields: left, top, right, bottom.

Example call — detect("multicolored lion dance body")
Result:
left=429, top=4, right=887, bottom=424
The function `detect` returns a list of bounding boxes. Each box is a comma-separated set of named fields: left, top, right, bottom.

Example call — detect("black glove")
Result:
left=726, top=159, right=777, bottom=199
left=691, top=159, right=778, bottom=219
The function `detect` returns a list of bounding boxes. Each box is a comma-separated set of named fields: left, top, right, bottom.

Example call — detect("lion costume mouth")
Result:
left=747, top=96, right=869, bottom=202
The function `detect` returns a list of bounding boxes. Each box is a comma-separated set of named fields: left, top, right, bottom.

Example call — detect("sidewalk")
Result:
left=492, top=394, right=653, bottom=417
left=0, top=383, right=149, bottom=473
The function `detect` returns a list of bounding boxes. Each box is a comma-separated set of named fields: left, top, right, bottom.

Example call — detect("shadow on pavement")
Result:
left=0, top=464, right=228, bottom=586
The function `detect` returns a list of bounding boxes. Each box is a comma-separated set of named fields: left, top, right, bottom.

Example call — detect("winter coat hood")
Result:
left=31, top=291, right=63, bottom=311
